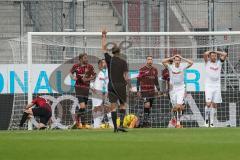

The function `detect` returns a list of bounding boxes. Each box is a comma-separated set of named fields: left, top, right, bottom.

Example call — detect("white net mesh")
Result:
left=8, top=32, right=240, bottom=129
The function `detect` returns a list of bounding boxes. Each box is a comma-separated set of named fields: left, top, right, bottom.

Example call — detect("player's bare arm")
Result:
left=179, top=55, right=193, bottom=68
left=124, top=71, right=132, bottom=90
left=25, top=103, right=34, bottom=110
left=102, top=29, right=107, bottom=52
left=203, top=51, right=211, bottom=63
left=154, top=71, right=161, bottom=95
left=83, top=74, right=96, bottom=82
left=162, top=55, right=175, bottom=67
left=216, top=51, right=228, bottom=61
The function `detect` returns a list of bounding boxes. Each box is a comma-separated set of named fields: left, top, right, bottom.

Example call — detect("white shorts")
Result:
left=205, top=87, right=222, bottom=103
left=169, top=87, right=185, bottom=106
left=92, top=97, right=103, bottom=107
left=93, top=113, right=113, bottom=128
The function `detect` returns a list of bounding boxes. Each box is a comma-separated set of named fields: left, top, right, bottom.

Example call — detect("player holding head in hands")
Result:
left=203, top=50, right=227, bottom=127
left=162, top=54, right=193, bottom=128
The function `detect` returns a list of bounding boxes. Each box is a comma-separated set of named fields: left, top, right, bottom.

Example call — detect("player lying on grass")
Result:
left=91, top=59, right=113, bottom=128
left=116, top=114, right=139, bottom=128
left=162, top=54, right=193, bottom=128
left=137, top=55, right=161, bottom=128
left=19, top=96, right=52, bottom=129
left=203, top=50, right=227, bottom=127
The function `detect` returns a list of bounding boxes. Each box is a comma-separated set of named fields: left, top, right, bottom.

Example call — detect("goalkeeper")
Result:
left=117, top=114, right=139, bottom=128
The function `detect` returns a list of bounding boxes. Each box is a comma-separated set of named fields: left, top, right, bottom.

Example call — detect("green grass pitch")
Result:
left=0, top=128, right=239, bottom=160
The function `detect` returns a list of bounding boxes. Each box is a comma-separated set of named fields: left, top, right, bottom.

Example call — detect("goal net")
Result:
left=8, top=31, right=240, bottom=129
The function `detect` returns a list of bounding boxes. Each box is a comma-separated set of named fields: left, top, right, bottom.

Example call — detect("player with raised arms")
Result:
left=162, top=54, right=193, bottom=128
left=203, top=50, right=227, bottom=127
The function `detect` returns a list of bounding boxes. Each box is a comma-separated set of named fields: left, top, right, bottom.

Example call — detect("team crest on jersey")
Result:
left=172, top=71, right=181, bottom=74
left=210, top=67, right=219, bottom=71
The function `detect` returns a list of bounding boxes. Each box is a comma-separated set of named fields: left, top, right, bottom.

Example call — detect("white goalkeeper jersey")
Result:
left=205, top=60, right=222, bottom=88
left=93, top=68, right=109, bottom=93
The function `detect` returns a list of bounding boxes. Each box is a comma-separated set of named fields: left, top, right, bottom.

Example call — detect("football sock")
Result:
left=79, top=108, right=86, bottom=125
left=19, top=112, right=29, bottom=127
left=111, top=111, right=117, bottom=129
left=205, top=106, right=210, bottom=124
left=119, top=109, right=126, bottom=127
left=210, top=107, right=215, bottom=125
left=176, top=111, right=180, bottom=125
left=143, top=108, right=150, bottom=123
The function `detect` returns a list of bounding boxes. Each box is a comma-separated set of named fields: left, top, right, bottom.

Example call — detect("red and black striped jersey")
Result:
left=70, top=63, right=96, bottom=88
left=137, top=65, right=159, bottom=93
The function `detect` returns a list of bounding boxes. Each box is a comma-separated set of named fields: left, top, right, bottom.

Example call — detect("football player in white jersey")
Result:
left=92, top=59, right=113, bottom=128
left=162, top=54, right=193, bottom=128
left=203, top=50, right=227, bottom=127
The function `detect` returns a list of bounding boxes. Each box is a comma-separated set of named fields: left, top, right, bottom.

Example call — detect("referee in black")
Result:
left=102, top=30, right=130, bottom=132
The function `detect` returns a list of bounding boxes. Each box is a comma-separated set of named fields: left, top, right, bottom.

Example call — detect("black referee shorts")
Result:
left=32, top=107, right=52, bottom=125
left=75, top=86, right=89, bottom=104
left=108, top=83, right=127, bottom=104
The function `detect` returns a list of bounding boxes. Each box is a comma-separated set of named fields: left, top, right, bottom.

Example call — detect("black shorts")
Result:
left=141, top=92, right=155, bottom=107
left=108, top=83, right=127, bottom=104
left=143, top=97, right=154, bottom=107
left=75, top=86, right=89, bottom=104
left=77, top=96, right=88, bottom=104
left=32, top=107, right=52, bottom=125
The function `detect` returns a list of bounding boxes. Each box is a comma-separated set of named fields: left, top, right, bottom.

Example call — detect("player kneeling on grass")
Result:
left=117, top=114, right=139, bottom=128
left=19, top=97, right=52, bottom=129
left=92, top=59, right=113, bottom=128
left=162, top=54, right=193, bottom=128
left=203, top=50, right=227, bottom=127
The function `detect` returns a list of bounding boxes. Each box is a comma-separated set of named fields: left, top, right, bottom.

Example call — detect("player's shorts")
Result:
left=32, top=107, right=52, bottom=125
left=108, top=83, right=126, bottom=104
left=141, top=91, right=155, bottom=107
left=205, top=86, right=222, bottom=103
left=75, top=86, right=89, bottom=104
left=93, top=113, right=113, bottom=128
left=169, top=87, right=185, bottom=106
left=92, top=97, right=103, bottom=107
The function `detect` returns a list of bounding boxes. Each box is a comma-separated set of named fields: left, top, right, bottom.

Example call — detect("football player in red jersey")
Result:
left=137, top=56, right=161, bottom=127
left=19, top=97, right=52, bottom=129
left=70, top=53, right=96, bottom=128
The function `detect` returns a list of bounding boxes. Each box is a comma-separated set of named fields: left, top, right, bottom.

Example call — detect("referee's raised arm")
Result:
left=102, top=29, right=107, bottom=52
left=102, top=29, right=112, bottom=64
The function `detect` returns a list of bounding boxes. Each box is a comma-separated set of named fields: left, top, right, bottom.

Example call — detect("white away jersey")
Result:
left=93, top=69, right=109, bottom=93
left=205, top=60, right=222, bottom=87
left=168, top=63, right=188, bottom=88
